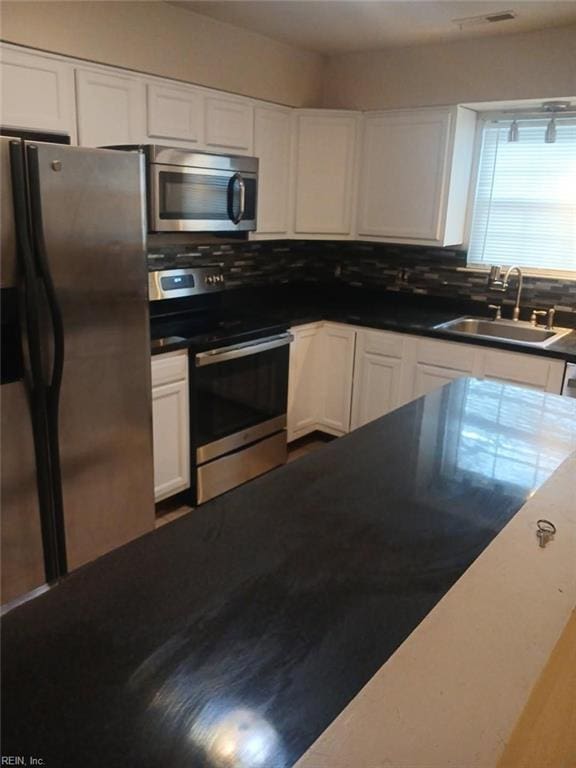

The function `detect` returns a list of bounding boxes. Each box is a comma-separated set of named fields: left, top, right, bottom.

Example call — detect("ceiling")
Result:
left=170, top=1, right=576, bottom=55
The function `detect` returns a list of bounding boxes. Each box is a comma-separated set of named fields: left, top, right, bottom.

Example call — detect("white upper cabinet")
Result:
left=204, top=94, right=253, bottom=153
left=0, top=45, right=76, bottom=137
left=75, top=68, right=146, bottom=147
left=293, top=111, right=359, bottom=236
left=357, top=107, right=477, bottom=246
left=253, top=105, right=293, bottom=235
left=146, top=82, right=203, bottom=144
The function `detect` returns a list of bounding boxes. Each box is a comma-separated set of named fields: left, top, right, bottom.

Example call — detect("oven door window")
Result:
left=158, top=171, right=256, bottom=222
left=194, top=345, right=289, bottom=447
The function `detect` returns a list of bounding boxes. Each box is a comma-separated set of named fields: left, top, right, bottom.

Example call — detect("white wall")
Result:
left=1, top=2, right=574, bottom=112
left=0, top=1, right=325, bottom=107
left=322, top=24, right=576, bottom=110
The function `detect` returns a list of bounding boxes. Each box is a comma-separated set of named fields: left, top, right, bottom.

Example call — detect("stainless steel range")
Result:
left=149, top=266, right=292, bottom=504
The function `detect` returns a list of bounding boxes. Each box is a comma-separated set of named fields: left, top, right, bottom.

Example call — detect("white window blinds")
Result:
left=468, top=119, right=576, bottom=272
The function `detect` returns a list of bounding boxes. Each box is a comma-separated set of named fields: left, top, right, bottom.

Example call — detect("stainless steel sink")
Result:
left=433, top=317, right=573, bottom=347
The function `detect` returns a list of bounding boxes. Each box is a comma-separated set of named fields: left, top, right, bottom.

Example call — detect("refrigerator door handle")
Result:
left=9, top=140, right=65, bottom=582
left=26, top=143, right=68, bottom=575
left=26, top=145, right=66, bottom=396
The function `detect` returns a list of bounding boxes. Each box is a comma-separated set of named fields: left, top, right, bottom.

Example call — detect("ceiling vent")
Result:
left=452, top=10, right=517, bottom=28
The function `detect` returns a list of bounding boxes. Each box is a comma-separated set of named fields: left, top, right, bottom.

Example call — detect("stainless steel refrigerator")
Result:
left=1, top=136, right=155, bottom=606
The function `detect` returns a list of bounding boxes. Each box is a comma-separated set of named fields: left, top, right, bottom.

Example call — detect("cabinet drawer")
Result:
left=482, top=350, right=559, bottom=389
left=151, top=351, right=188, bottom=387
left=416, top=339, right=476, bottom=372
left=362, top=329, right=405, bottom=358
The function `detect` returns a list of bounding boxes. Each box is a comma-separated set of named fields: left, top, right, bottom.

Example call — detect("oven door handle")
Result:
left=195, top=332, right=293, bottom=367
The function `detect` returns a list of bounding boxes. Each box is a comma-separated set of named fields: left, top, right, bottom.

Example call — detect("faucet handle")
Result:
left=530, top=309, right=547, bottom=327
left=488, top=304, right=502, bottom=320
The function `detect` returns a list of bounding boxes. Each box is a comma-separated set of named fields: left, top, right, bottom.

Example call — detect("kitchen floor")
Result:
left=155, top=503, right=191, bottom=528
left=155, top=432, right=335, bottom=528
left=287, top=431, right=335, bottom=463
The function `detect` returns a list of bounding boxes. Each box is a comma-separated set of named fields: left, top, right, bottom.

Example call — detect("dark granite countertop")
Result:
left=3, top=379, right=576, bottom=768
left=150, top=286, right=576, bottom=362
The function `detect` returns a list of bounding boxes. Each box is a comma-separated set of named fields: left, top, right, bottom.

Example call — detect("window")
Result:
left=468, top=118, right=576, bottom=273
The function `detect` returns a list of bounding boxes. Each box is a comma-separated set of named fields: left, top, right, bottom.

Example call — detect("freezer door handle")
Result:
left=9, top=140, right=64, bottom=582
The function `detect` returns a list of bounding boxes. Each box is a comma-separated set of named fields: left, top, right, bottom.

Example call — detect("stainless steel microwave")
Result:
left=107, top=145, right=258, bottom=233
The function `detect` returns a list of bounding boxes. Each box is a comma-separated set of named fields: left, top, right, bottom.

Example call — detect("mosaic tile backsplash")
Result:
left=147, top=239, right=576, bottom=314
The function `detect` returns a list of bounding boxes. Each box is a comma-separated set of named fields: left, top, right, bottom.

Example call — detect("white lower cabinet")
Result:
left=413, top=363, right=470, bottom=398
left=288, top=322, right=567, bottom=441
left=411, top=337, right=479, bottom=398
left=318, top=323, right=356, bottom=435
left=288, top=324, right=322, bottom=441
left=151, top=351, right=190, bottom=502
left=352, top=353, right=403, bottom=428
left=480, top=348, right=565, bottom=392
left=288, top=322, right=356, bottom=441
left=351, top=329, right=406, bottom=429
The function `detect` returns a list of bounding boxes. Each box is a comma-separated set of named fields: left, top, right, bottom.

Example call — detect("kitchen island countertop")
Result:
left=2, top=379, right=576, bottom=767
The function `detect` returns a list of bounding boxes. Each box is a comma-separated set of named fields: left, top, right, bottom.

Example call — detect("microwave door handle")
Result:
left=237, top=174, right=246, bottom=222
left=227, top=173, right=245, bottom=225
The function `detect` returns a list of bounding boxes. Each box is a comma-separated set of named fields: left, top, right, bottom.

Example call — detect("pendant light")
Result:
left=545, top=117, right=557, bottom=144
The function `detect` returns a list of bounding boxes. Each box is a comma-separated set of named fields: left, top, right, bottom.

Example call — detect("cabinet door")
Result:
left=147, top=82, right=203, bottom=143
left=0, top=45, right=75, bottom=136
left=413, top=363, right=469, bottom=398
left=318, top=323, right=356, bottom=434
left=254, top=105, right=292, bottom=234
left=351, top=353, right=404, bottom=429
left=481, top=350, right=565, bottom=393
left=152, top=379, right=190, bottom=502
left=358, top=109, right=451, bottom=242
left=288, top=325, right=321, bottom=441
left=294, top=112, right=358, bottom=235
left=204, top=94, right=253, bottom=152
left=76, top=68, right=145, bottom=147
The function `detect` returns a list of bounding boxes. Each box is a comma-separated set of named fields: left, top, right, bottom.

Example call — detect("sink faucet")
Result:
left=530, top=308, right=556, bottom=330
left=503, top=266, right=524, bottom=321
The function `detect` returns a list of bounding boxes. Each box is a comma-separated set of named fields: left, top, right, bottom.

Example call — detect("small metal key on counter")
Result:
left=536, top=519, right=556, bottom=548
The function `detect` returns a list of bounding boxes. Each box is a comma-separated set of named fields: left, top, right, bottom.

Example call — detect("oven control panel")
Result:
left=148, top=265, right=225, bottom=301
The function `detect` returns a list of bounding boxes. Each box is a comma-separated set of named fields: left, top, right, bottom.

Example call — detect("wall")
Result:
left=322, top=24, right=576, bottom=110
left=0, top=1, right=324, bottom=107
left=2, top=3, right=574, bottom=111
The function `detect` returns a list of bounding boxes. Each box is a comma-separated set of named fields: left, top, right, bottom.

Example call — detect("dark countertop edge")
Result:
left=151, top=315, right=576, bottom=363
